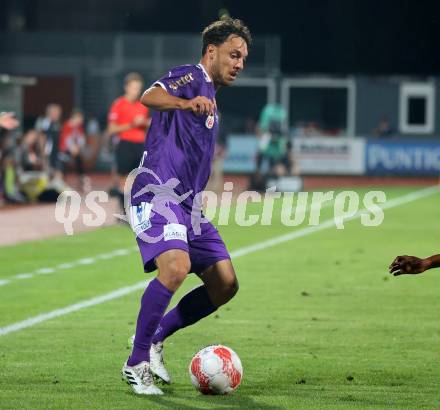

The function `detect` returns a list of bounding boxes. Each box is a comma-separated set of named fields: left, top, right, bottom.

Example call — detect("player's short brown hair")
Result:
left=124, top=72, right=144, bottom=85
left=202, top=17, right=252, bottom=55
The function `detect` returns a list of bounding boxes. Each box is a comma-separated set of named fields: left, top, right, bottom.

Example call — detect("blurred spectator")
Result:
left=207, top=112, right=228, bottom=193
left=17, top=129, right=52, bottom=202
left=0, top=112, right=20, bottom=130
left=264, top=135, right=295, bottom=178
left=256, top=104, right=287, bottom=175
left=35, top=103, right=62, bottom=172
left=291, top=121, right=342, bottom=137
left=373, top=117, right=394, bottom=137
left=303, top=121, right=323, bottom=137
left=244, top=117, right=257, bottom=134
left=85, top=115, right=104, bottom=168
left=57, top=109, right=90, bottom=192
left=19, top=129, right=45, bottom=171
left=0, top=113, right=25, bottom=203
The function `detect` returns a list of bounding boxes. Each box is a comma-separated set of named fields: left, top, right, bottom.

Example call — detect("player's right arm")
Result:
left=107, top=122, right=132, bottom=135
left=388, top=254, right=440, bottom=276
left=141, top=86, right=214, bottom=116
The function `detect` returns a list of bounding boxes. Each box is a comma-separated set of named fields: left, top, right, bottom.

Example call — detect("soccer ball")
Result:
left=189, top=344, right=243, bottom=395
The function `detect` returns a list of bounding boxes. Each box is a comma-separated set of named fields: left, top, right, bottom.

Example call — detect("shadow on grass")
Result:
left=145, top=395, right=282, bottom=410
left=124, top=385, right=282, bottom=409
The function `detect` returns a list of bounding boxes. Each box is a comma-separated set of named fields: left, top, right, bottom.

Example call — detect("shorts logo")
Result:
left=130, top=202, right=153, bottom=236
left=205, top=114, right=215, bottom=129
left=164, top=223, right=187, bottom=242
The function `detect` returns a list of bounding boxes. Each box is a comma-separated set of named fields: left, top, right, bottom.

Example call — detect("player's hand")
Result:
left=388, top=255, right=429, bottom=276
left=183, top=96, right=215, bottom=116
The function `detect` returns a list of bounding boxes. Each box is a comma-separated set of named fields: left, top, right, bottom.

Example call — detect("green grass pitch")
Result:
left=1, top=186, right=440, bottom=409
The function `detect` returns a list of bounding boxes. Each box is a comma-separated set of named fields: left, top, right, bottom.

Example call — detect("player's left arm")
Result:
left=389, top=254, right=440, bottom=276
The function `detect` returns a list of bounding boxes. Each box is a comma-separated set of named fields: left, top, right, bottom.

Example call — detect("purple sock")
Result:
left=128, top=278, right=173, bottom=366
left=152, top=285, right=217, bottom=344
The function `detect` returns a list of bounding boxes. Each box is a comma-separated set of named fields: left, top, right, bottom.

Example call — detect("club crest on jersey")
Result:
left=205, top=114, right=215, bottom=129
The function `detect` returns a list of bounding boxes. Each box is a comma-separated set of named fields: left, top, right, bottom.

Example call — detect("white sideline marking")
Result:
left=35, top=268, right=55, bottom=275
left=0, top=282, right=147, bottom=336
left=58, top=263, right=75, bottom=269
left=0, top=201, right=334, bottom=288
left=1, top=248, right=137, bottom=286
left=14, top=274, right=33, bottom=280
left=0, top=186, right=438, bottom=335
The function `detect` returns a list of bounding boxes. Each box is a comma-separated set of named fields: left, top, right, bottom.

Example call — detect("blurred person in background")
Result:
left=57, top=109, right=90, bottom=192
left=206, top=112, right=228, bottom=193
left=0, top=112, right=24, bottom=203
left=35, top=103, right=62, bottom=172
left=373, top=116, right=394, bottom=137
left=255, top=103, right=286, bottom=173
left=85, top=115, right=104, bottom=170
left=19, top=129, right=45, bottom=172
left=0, top=112, right=20, bottom=130
left=107, top=72, right=150, bottom=214
left=17, top=129, right=53, bottom=202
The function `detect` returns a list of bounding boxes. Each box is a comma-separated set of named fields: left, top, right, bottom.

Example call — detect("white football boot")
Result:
left=121, top=361, right=163, bottom=395
left=129, top=335, right=171, bottom=384
left=150, top=341, right=171, bottom=384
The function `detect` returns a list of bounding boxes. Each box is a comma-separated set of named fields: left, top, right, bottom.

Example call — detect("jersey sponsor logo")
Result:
left=164, top=223, right=187, bottom=242
left=205, top=114, right=215, bottom=129
left=130, top=202, right=153, bottom=235
left=168, top=73, right=194, bottom=91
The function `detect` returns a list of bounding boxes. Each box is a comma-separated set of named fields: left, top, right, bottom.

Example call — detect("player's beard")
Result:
left=211, top=59, right=232, bottom=87
left=215, top=69, right=234, bottom=87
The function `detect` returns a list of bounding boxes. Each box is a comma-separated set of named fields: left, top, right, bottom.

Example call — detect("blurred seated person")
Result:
left=17, top=130, right=50, bottom=202
left=0, top=112, right=25, bottom=203
left=35, top=103, right=62, bottom=172
left=304, top=121, right=322, bottom=137
left=19, top=129, right=45, bottom=172
left=57, top=109, right=90, bottom=192
left=373, top=117, right=394, bottom=137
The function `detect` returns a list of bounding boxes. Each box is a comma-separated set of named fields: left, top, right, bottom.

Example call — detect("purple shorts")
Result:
left=130, top=201, right=230, bottom=274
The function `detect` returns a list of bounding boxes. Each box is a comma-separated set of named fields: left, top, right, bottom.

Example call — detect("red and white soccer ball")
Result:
left=189, top=345, right=243, bottom=395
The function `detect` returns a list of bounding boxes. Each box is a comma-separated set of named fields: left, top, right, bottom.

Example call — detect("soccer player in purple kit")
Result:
left=121, top=17, right=251, bottom=395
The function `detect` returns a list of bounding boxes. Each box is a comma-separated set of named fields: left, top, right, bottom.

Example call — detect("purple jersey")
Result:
left=131, top=64, right=218, bottom=210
